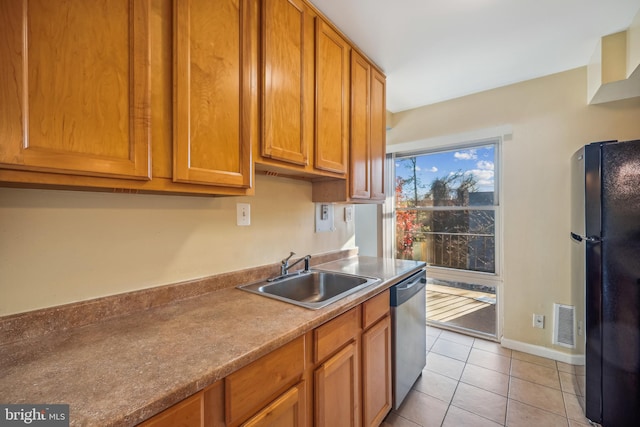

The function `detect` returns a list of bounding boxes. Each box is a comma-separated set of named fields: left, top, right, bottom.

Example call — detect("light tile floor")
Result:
left=383, top=326, right=591, bottom=427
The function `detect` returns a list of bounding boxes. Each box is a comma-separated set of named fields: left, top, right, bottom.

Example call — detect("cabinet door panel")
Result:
left=370, top=69, right=386, bottom=200
left=173, top=0, right=253, bottom=187
left=315, top=19, right=348, bottom=174
left=362, top=316, right=392, bottom=427
left=241, top=382, right=306, bottom=427
left=261, top=0, right=312, bottom=166
left=314, top=341, right=359, bottom=427
left=0, top=0, right=151, bottom=180
left=350, top=51, right=371, bottom=199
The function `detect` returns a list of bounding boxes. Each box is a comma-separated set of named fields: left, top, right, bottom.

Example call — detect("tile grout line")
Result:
left=421, top=327, right=584, bottom=427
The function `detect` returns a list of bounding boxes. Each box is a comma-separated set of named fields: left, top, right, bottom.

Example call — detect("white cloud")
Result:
left=454, top=149, right=477, bottom=160
left=428, top=166, right=438, bottom=172
left=467, top=169, right=494, bottom=188
left=476, top=160, right=494, bottom=171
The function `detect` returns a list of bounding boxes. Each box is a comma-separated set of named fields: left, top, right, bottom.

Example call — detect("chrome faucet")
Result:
left=280, top=252, right=311, bottom=276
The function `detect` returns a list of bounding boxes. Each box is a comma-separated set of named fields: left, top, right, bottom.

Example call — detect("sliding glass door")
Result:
left=394, top=140, right=501, bottom=339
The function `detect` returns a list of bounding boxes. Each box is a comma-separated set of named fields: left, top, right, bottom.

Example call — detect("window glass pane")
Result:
left=396, top=144, right=496, bottom=207
left=396, top=209, right=495, bottom=273
left=427, top=278, right=496, bottom=335
left=394, top=142, right=497, bottom=274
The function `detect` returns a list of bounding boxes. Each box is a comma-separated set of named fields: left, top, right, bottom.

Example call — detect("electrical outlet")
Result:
left=577, top=320, right=584, bottom=336
left=533, top=314, right=545, bottom=329
left=321, top=204, right=329, bottom=220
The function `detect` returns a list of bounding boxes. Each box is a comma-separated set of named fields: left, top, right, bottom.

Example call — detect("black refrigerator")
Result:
left=571, top=139, right=640, bottom=427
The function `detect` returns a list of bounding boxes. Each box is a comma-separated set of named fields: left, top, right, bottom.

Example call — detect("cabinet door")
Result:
left=362, top=316, right=392, bottom=427
left=241, top=382, right=306, bottom=427
left=140, top=392, right=203, bottom=427
left=369, top=69, right=386, bottom=201
left=314, top=341, right=360, bottom=427
left=173, top=0, right=254, bottom=187
left=0, top=0, right=151, bottom=180
left=315, top=19, right=349, bottom=174
left=261, top=0, right=313, bottom=166
left=350, top=51, right=371, bottom=199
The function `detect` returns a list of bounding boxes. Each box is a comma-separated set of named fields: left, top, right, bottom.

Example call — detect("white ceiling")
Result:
left=310, top=0, right=640, bottom=112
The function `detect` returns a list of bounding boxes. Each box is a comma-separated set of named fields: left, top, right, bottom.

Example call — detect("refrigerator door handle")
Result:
left=570, top=232, right=601, bottom=243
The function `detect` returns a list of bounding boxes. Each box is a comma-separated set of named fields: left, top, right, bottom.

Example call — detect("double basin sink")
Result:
left=238, top=270, right=380, bottom=309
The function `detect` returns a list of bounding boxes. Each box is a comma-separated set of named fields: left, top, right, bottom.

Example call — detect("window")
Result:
left=393, top=140, right=501, bottom=338
left=395, top=142, right=498, bottom=272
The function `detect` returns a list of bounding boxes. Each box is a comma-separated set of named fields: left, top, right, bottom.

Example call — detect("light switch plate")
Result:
left=237, top=203, right=250, bottom=226
left=344, top=206, right=353, bottom=222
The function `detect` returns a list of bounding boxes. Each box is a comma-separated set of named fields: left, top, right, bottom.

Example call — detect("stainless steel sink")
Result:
left=238, top=270, right=380, bottom=309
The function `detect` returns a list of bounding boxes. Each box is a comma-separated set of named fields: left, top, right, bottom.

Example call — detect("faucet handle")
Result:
left=282, top=251, right=295, bottom=265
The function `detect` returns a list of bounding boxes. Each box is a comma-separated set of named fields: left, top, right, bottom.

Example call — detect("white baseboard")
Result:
left=501, top=338, right=585, bottom=365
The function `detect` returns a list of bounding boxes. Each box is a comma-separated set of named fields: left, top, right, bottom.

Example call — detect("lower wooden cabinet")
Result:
left=361, top=290, right=392, bottom=427
left=362, top=316, right=392, bottom=427
left=138, top=290, right=393, bottom=427
left=314, top=341, right=360, bottom=427
left=225, top=336, right=306, bottom=426
left=140, top=392, right=204, bottom=427
left=139, top=381, right=224, bottom=427
left=241, top=382, right=306, bottom=427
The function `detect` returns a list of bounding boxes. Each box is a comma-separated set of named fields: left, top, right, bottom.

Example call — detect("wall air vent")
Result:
left=553, top=303, right=576, bottom=348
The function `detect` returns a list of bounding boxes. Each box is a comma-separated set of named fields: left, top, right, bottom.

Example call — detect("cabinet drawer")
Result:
left=139, top=392, right=203, bottom=427
left=314, top=306, right=361, bottom=363
left=362, top=290, right=390, bottom=330
left=226, top=336, right=305, bottom=425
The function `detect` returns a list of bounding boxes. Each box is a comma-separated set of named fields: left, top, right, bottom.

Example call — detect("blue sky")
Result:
left=396, top=145, right=496, bottom=196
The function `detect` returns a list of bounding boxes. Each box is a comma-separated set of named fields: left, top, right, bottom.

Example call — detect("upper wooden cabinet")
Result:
left=312, top=51, right=387, bottom=204
left=369, top=68, right=386, bottom=201
left=350, top=51, right=372, bottom=199
left=255, top=2, right=348, bottom=180
left=348, top=50, right=386, bottom=202
left=173, top=0, right=255, bottom=188
left=0, top=0, right=151, bottom=180
left=314, top=18, right=349, bottom=175
left=0, top=0, right=255, bottom=195
left=260, top=0, right=314, bottom=167
left=0, top=0, right=384, bottom=197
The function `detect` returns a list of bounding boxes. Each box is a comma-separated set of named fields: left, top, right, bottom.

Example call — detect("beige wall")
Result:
left=388, top=67, right=640, bottom=354
left=0, top=175, right=355, bottom=316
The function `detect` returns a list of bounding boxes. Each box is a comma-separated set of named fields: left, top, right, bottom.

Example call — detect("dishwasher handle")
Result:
left=390, top=270, right=426, bottom=306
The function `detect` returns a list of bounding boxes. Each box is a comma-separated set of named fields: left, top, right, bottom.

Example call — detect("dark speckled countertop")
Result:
left=0, top=256, right=424, bottom=426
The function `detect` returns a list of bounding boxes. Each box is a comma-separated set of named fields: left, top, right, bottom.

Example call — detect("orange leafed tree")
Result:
left=395, top=177, right=418, bottom=259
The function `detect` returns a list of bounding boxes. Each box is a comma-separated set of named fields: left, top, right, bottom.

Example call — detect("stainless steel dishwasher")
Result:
left=390, top=268, right=427, bottom=409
